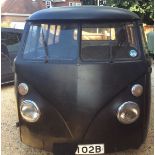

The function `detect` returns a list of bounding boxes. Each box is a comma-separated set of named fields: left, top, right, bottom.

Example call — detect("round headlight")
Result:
left=131, top=84, right=143, bottom=97
left=117, top=101, right=140, bottom=124
left=18, top=83, right=29, bottom=96
left=20, top=100, right=40, bottom=123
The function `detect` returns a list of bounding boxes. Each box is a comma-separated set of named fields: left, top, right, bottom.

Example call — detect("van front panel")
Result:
left=15, top=20, right=151, bottom=154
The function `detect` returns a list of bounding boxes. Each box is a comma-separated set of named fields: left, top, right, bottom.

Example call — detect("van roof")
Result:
left=28, top=6, right=140, bottom=22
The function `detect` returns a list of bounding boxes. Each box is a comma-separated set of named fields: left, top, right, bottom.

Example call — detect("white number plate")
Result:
left=75, top=144, right=104, bottom=154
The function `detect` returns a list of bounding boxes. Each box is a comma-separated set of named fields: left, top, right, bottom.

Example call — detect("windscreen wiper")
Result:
left=41, top=28, right=48, bottom=63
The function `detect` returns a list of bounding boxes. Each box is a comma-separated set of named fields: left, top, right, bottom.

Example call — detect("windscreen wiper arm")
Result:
left=41, top=29, right=48, bottom=63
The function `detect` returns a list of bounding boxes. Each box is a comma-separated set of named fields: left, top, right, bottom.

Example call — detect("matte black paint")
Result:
left=15, top=59, right=151, bottom=153
left=15, top=6, right=151, bottom=155
left=28, top=6, right=139, bottom=22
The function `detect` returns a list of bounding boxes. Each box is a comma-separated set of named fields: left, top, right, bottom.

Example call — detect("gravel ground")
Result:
left=1, top=66, right=154, bottom=155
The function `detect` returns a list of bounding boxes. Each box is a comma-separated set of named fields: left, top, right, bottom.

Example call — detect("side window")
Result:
left=1, top=32, right=8, bottom=56
left=81, top=23, right=139, bottom=61
left=139, top=25, right=148, bottom=54
left=7, top=33, right=22, bottom=53
left=24, top=24, right=48, bottom=59
left=1, top=32, right=7, bottom=43
left=113, top=24, right=138, bottom=60
left=126, top=24, right=136, bottom=48
left=1, top=30, right=22, bottom=61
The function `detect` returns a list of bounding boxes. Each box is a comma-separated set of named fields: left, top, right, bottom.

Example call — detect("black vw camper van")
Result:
left=15, top=6, right=151, bottom=155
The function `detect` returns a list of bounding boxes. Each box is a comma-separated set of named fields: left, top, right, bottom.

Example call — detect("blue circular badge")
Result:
left=129, top=50, right=138, bottom=58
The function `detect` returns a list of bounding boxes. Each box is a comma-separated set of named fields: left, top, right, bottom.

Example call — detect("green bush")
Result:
left=81, top=0, right=154, bottom=25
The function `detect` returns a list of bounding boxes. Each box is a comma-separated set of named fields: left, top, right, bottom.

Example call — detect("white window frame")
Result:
left=45, top=1, right=52, bottom=8
left=69, top=2, right=81, bottom=6
left=98, top=0, right=106, bottom=6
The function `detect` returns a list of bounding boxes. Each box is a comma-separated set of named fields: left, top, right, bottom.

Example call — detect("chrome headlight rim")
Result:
left=20, top=100, right=41, bottom=123
left=117, top=101, right=140, bottom=125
